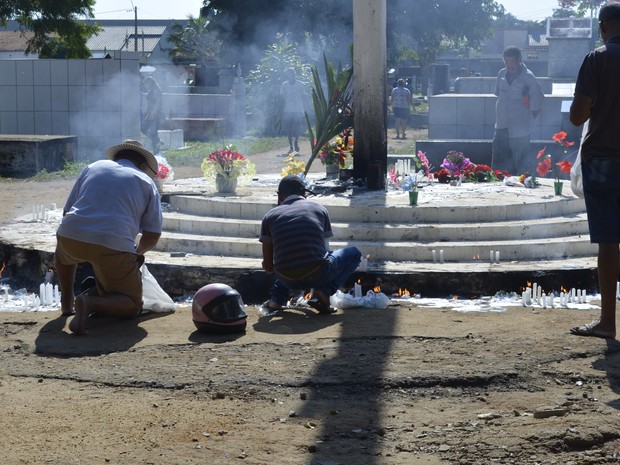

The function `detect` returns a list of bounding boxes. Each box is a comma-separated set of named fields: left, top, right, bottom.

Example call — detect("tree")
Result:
left=167, top=15, right=222, bottom=66
left=245, top=40, right=311, bottom=136
left=0, top=0, right=100, bottom=58
left=202, top=0, right=503, bottom=70
left=558, top=1, right=606, bottom=17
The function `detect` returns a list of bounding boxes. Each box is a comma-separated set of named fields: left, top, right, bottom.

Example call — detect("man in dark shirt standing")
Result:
left=569, top=2, right=620, bottom=340
left=259, top=176, right=361, bottom=314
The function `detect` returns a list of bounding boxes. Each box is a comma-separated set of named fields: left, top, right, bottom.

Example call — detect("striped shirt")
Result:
left=58, top=159, right=162, bottom=253
left=259, top=195, right=333, bottom=273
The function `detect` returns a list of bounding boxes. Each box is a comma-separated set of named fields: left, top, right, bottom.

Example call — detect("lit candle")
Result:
left=439, top=250, right=444, bottom=263
left=354, top=282, right=362, bottom=298
left=432, top=250, right=437, bottom=263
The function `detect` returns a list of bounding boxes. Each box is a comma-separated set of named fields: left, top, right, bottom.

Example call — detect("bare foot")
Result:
left=68, top=295, right=89, bottom=335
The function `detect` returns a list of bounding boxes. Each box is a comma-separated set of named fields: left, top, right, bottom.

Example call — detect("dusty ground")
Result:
left=1, top=131, right=620, bottom=465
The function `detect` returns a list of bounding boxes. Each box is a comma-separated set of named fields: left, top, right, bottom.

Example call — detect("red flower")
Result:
left=552, top=131, right=567, bottom=143
left=494, top=169, right=510, bottom=181
left=434, top=168, right=451, bottom=184
left=556, top=160, right=572, bottom=174
left=536, top=157, right=552, bottom=177
left=536, top=147, right=547, bottom=159
left=157, top=164, right=169, bottom=180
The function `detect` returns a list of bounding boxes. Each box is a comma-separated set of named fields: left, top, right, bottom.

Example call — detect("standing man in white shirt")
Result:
left=492, top=46, right=545, bottom=175
left=280, top=68, right=306, bottom=154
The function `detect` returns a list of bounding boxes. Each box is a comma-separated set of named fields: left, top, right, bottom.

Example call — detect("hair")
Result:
left=142, top=75, right=161, bottom=90
left=599, top=2, right=620, bottom=22
left=397, top=78, right=406, bottom=87
left=503, top=46, right=522, bottom=59
left=113, top=149, right=148, bottom=169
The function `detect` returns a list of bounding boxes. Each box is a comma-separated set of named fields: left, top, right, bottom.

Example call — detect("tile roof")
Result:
left=0, top=30, right=33, bottom=51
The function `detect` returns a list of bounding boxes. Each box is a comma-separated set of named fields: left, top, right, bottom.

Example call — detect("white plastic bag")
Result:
left=571, top=120, right=588, bottom=198
left=141, top=264, right=175, bottom=313
left=329, top=289, right=391, bottom=309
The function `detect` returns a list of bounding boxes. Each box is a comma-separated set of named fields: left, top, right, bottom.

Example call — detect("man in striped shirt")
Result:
left=259, top=175, right=361, bottom=314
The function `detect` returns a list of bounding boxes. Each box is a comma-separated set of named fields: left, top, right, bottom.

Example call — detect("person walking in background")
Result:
left=280, top=68, right=306, bottom=154
left=390, top=78, right=415, bottom=139
left=141, top=76, right=163, bottom=152
left=491, top=46, right=545, bottom=175
left=569, top=2, right=620, bottom=340
left=55, top=140, right=163, bottom=334
left=259, top=176, right=361, bottom=315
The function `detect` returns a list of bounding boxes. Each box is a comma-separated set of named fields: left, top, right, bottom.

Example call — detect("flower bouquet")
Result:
left=440, top=150, right=472, bottom=185
left=153, top=154, right=174, bottom=192
left=281, top=152, right=306, bottom=177
left=535, top=131, right=573, bottom=195
left=318, top=128, right=354, bottom=168
left=201, top=146, right=256, bottom=193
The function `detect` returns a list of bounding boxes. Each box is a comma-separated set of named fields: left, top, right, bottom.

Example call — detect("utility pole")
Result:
left=134, top=6, right=138, bottom=52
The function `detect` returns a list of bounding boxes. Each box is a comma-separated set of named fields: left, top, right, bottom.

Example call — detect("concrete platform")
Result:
left=0, top=135, right=77, bottom=177
left=0, top=174, right=599, bottom=303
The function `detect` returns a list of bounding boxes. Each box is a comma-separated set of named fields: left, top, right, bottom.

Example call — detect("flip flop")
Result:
left=260, top=300, right=283, bottom=311
left=308, top=289, right=336, bottom=315
left=569, top=321, right=616, bottom=339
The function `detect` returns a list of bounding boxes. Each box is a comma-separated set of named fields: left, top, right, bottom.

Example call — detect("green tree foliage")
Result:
left=0, top=0, right=100, bottom=58
left=557, top=1, right=606, bottom=17
left=202, top=0, right=502, bottom=69
left=245, top=40, right=311, bottom=136
left=167, top=15, right=222, bottom=66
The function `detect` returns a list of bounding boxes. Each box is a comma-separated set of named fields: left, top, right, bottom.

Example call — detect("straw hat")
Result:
left=106, top=139, right=158, bottom=178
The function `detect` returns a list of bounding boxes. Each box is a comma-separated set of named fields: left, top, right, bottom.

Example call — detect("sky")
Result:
left=92, top=0, right=561, bottom=21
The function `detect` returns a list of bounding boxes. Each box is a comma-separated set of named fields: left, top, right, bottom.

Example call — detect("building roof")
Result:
left=0, top=30, right=33, bottom=52
left=86, top=25, right=168, bottom=53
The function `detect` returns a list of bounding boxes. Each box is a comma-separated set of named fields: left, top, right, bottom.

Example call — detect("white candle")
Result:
left=35, top=296, right=40, bottom=310
left=360, top=258, right=368, bottom=272
left=39, top=283, right=46, bottom=305
left=432, top=250, right=437, bottom=263
left=495, top=251, right=500, bottom=263
left=354, top=283, right=362, bottom=298
left=542, top=292, right=547, bottom=308
left=45, top=283, right=53, bottom=306
left=533, top=283, right=538, bottom=301
left=51, top=202, right=57, bottom=210
left=3, top=288, right=8, bottom=303
left=617, top=282, right=620, bottom=299
left=439, top=250, right=444, bottom=263
left=490, top=251, right=494, bottom=264
left=521, top=291, right=526, bottom=306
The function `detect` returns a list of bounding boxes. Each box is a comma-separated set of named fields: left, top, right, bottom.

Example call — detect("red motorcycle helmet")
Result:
left=192, top=283, right=247, bottom=334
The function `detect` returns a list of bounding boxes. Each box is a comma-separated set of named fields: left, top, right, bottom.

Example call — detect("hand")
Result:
left=136, top=254, right=145, bottom=267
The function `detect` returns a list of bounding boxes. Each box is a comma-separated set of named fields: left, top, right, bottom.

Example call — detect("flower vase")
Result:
left=408, top=190, right=419, bottom=206
left=215, top=174, right=238, bottom=193
left=325, top=163, right=339, bottom=179
left=554, top=181, right=563, bottom=196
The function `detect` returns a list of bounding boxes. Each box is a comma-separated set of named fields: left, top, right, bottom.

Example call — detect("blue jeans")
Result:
left=270, top=247, right=362, bottom=305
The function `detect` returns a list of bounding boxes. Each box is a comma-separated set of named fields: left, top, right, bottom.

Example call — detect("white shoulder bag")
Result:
left=570, top=120, right=588, bottom=198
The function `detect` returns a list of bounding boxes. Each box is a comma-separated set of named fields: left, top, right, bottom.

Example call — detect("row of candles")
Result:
left=431, top=250, right=501, bottom=264
left=32, top=203, right=57, bottom=222
left=521, top=282, right=587, bottom=308
left=1, top=283, right=60, bottom=309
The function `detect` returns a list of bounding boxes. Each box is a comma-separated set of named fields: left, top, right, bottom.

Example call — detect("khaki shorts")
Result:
left=55, top=235, right=143, bottom=305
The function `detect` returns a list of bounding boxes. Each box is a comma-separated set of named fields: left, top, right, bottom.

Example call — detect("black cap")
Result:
left=277, top=175, right=316, bottom=196
left=599, top=3, right=620, bottom=22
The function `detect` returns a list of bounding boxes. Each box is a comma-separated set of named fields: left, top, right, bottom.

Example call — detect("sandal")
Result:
left=570, top=321, right=615, bottom=339
left=308, top=289, right=336, bottom=315
left=261, top=300, right=283, bottom=311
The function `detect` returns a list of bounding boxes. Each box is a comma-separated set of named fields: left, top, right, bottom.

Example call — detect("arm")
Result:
left=570, top=93, right=592, bottom=127
left=261, top=242, right=274, bottom=272
left=136, top=231, right=161, bottom=255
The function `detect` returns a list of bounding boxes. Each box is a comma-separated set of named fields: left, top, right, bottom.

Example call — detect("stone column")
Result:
left=353, top=0, right=387, bottom=189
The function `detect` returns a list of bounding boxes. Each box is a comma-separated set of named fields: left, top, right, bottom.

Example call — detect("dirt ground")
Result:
left=1, top=131, right=620, bottom=465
